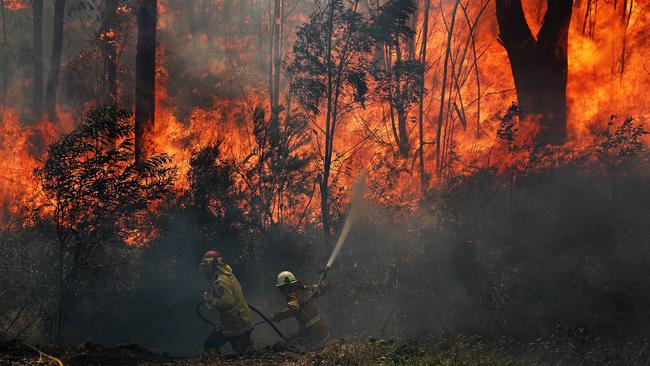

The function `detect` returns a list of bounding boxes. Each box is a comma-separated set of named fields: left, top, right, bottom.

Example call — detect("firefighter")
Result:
left=199, top=250, right=254, bottom=354
left=270, top=271, right=330, bottom=349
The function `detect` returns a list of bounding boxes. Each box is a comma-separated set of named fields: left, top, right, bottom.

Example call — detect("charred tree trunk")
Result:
left=394, top=43, right=410, bottom=158
left=407, top=0, right=418, bottom=60
left=135, top=0, right=157, bottom=166
left=495, top=0, right=573, bottom=145
left=32, top=0, right=43, bottom=116
left=268, top=0, right=284, bottom=134
left=101, top=0, right=118, bottom=103
left=269, top=0, right=283, bottom=138
left=45, top=0, right=66, bottom=120
left=418, top=0, right=431, bottom=190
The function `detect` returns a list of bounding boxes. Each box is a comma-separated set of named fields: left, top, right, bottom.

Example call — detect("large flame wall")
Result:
left=1, top=0, right=649, bottom=226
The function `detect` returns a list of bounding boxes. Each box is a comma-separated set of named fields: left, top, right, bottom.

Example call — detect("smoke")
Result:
left=2, top=147, right=650, bottom=355
left=310, top=153, right=650, bottom=345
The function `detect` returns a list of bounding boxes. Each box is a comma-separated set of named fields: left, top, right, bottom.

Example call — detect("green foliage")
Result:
left=248, top=107, right=314, bottom=226
left=371, top=58, right=424, bottom=111
left=368, top=0, right=424, bottom=156
left=34, top=105, right=176, bottom=245
left=598, top=115, right=648, bottom=163
left=369, top=0, right=416, bottom=47
left=287, top=0, right=372, bottom=115
left=186, top=143, right=252, bottom=264
left=31, top=105, right=176, bottom=339
left=185, top=106, right=315, bottom=260
left=188, top=143, right=244, bottom=231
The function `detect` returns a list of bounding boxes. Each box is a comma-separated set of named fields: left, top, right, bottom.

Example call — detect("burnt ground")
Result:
left=1, top=340, right=305, bottom=366
left=2, top=337, right=650, bottom=366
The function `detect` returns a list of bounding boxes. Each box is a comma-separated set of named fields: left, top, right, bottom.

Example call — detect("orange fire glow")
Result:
left=1, top=0, right=649, bottom=231
left=4, top=0, right=30, bottom=11
left=0, top=108, right=75, bottom=227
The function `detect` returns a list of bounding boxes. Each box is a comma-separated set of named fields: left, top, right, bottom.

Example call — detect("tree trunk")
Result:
left=32, top=0, right=43, bottom=116
left=268, top=1, right=274, bottom=112
left=272, top=0, right=282, bottom=114
left=394, top=42, right=409, bottom=157
left=418, top=0, right=431, bottom=190
left=320, top=1, right=337, bottom=244
left=135, top=0, right=157, bottom=166
left=269, top=0, right=283, bottom=138
left=495, top=0, right=573, bottom=145
left=45, top=0, right=66, bottom=120
left=407, top=0, right=419, bottom=60
left=101, top=0, right=118, bottom=104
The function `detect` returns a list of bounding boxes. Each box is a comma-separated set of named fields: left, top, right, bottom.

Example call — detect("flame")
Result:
left=1, top=0, right=649, bottom=232
left=149, top=0, right=650, bottom=213
left=0, top=108, right=75, bottom=227
left=4, top=0, right=30, bottom=11
left=99, top=29, right=116, bottom=41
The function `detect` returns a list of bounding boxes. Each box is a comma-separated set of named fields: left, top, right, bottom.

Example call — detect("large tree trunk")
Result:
left=101, top=0, right=118, bottom=104
left=495, top=0, right=573, bottom=145
left=45, top=0, right=66, bottom=120
left=135, top=0, right=157, bottom=166
left=32, top=0, right=43, bottom=116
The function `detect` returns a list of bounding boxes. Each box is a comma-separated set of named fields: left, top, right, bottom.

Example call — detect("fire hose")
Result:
left=196, top=172, right=366, bottom=339
left=195, top=300, right=285, bottom=340
left=248, top=304, right=285, bottom=339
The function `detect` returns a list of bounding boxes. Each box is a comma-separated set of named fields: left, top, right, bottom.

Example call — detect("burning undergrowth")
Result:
left=1, top=105, right=650, bottom=357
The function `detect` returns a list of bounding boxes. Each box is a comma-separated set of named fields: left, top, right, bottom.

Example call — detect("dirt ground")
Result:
left=1, top=340, right=314, bottom=366
left=2, top=337, right=649, bottom=365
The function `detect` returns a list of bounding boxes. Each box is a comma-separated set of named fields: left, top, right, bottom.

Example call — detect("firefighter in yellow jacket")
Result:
left=270, top=271, right=330, bottom=349
left=199, top=250, right=254, bottom=353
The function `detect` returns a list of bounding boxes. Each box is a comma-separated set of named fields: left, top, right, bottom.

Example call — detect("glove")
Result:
left=317, top=267, right=329, bottom=279
left=270, top=313, right=280, bottom=322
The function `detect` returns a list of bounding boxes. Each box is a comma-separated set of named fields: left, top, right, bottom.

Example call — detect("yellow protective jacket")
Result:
left=203, top=264, right=254, bottom=337
left=274, top=280, right=330, bottom=341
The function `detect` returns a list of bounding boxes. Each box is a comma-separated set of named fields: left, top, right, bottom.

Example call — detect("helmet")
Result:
left=276, top=271, right=297, bottom=287
left=201, top=250, right=223, bottom=266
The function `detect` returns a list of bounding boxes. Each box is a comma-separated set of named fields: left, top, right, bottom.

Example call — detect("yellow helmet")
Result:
left=276, top=271, right=297, bottom=287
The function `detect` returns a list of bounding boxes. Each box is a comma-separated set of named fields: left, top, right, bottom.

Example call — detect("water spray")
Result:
left=308, top=172, right=367, bottom=302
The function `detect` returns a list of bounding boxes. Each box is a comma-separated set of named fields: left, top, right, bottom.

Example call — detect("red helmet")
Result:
left=201, top=250, right=223, bottom=265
